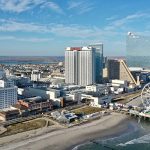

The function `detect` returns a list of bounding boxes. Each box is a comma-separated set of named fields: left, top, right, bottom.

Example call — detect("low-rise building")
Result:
left=51, top=110, right=78, bottom=123
left=65, top=92, right=81, bottom=102
left=52, top=97, right=64, bottom=107
left=57, top=112, right=77, bottom=123
left=31, top=70, right=41, bottom=81
left=11, top=76, right=31, bottom=87
left=16, top=96, right=53, bottom=115
left=86, top=84, right=108, bottom=94
left=111, top=79, right=128, bottom=88
left=18, top=87, right=60, bottom=100
left=90, top=95, right=112, bottom=107
left=0, top=107, right=20, bottom=121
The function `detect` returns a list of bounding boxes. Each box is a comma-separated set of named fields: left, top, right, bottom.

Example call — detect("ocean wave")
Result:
left=72, top=142, right=91, bottom=150
left=118, top=133, right=150, bottom=146
left=72, top=121, right=140, bottom=149
left=72, top=146, right=79, bottom=150
left=97, top=121, right=139, bottom=144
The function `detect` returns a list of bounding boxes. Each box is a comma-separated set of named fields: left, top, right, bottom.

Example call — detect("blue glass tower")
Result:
left=89, top=43, right=103, bottom=83
left=127, top=32, right=150, bottom=68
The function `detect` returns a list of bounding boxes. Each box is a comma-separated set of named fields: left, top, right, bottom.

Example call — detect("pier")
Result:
left=122, top=109, right=150, bottom=121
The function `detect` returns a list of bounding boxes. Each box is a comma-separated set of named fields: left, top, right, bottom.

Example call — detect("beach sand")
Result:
left=0, top=113, right=133, bottom=150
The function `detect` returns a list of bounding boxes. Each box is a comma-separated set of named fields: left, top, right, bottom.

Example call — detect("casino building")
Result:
left=65, top=46, right=96, bottom=86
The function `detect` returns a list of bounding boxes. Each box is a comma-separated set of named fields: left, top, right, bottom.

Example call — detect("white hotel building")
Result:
left=65, top=47, right=96, bottom=86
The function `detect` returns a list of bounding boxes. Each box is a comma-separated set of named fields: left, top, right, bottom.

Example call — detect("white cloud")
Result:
left=0, top=36, right=15, bottom=40
left=0, top=19, right=120, bottom=39
left=70, top=39, right=102, bottom=46
left=68, top=1, right=83, bottom=9
left=0, top=0, right=44, bottom=12
left=68, top=0, right=94, bottom=14
left=0, top=0, right=63, bottom=14
left=105, top=12, right=150, bottom=30
left=42, top=2, right=64, bottom=14
left=50, top=24, right=95, bottom=38
left=0, top=35, right=51, bottom=42
left=0, top=19, right=49, bottom=32
left=18, top=37, right=51, bottom=42
left=50, top=24, right=120, bottom=39
left=106, top=15, right=118, bottom=21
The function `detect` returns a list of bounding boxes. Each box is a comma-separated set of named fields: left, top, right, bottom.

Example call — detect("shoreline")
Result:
left=0, top=113, right=137, bottom=150
left=70, top=118, right=137, bottom=150
left=69, top=117, right=136, bottom=150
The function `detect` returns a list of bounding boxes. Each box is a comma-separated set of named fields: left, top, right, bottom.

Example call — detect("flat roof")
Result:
left=0, top=107, right=18, bottom=112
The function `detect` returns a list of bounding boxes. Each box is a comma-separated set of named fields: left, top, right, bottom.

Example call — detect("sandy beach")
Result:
left=0, top=113, right=134, bottom=150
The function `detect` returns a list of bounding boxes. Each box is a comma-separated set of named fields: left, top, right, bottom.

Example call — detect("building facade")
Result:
left=0, top=107, right=20, bottom=121
left=31, top=70, right=41, bottom=81
left=65, top=49, right=78, bottom=84
left=65, top=47, right=96, bottom=86
left=127, top=32, right=150, bottom=68
left=89, top=43, right=103, bottom=83
left=0, top=79, right=18, bottom=109
left=17, top=97, right=53, bottom=113
left=107, top=59, right=137, bottom=86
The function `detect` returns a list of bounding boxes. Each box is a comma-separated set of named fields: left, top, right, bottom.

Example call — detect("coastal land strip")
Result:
left=0, top=112, right=135, bottom=150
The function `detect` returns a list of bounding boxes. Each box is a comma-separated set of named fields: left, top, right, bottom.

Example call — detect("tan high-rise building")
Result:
left=108, top=59, right=137, bottom=86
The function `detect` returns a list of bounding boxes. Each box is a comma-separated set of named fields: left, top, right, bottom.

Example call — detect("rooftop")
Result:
left=0, top=107, right=18, bottom=112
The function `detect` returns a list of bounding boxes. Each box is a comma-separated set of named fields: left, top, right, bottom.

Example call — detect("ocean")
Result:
left=0, top=61, right=57, bottom=65
left=75, top=120, right=150, bottom=150
left=0, top=56, right=64, bottom=65
left=127, top=56, right=150, bottom=68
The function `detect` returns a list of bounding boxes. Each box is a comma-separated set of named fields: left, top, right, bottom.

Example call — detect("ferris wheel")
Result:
left=141, top=83, right=150, bottom=108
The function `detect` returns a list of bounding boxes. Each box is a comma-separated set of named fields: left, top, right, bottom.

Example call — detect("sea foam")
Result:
left=118, top=133, right=150, bottom=146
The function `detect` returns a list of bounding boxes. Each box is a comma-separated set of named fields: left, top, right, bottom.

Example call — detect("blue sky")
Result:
left=0, top=0, right=150, bottom=56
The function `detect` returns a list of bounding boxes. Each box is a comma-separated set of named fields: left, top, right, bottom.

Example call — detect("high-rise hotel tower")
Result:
left=127, top=32, right=150, bottom=68
left=65, top=47, right=96, bottom=86
left=0, top=70, right=17, bottom=109
left=89, top=43, right=103, bottom=83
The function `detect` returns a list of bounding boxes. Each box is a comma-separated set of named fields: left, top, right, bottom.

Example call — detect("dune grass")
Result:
left=72, top=106, right=102, bottom=115
left=1, top=118, right=49, bottom=136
